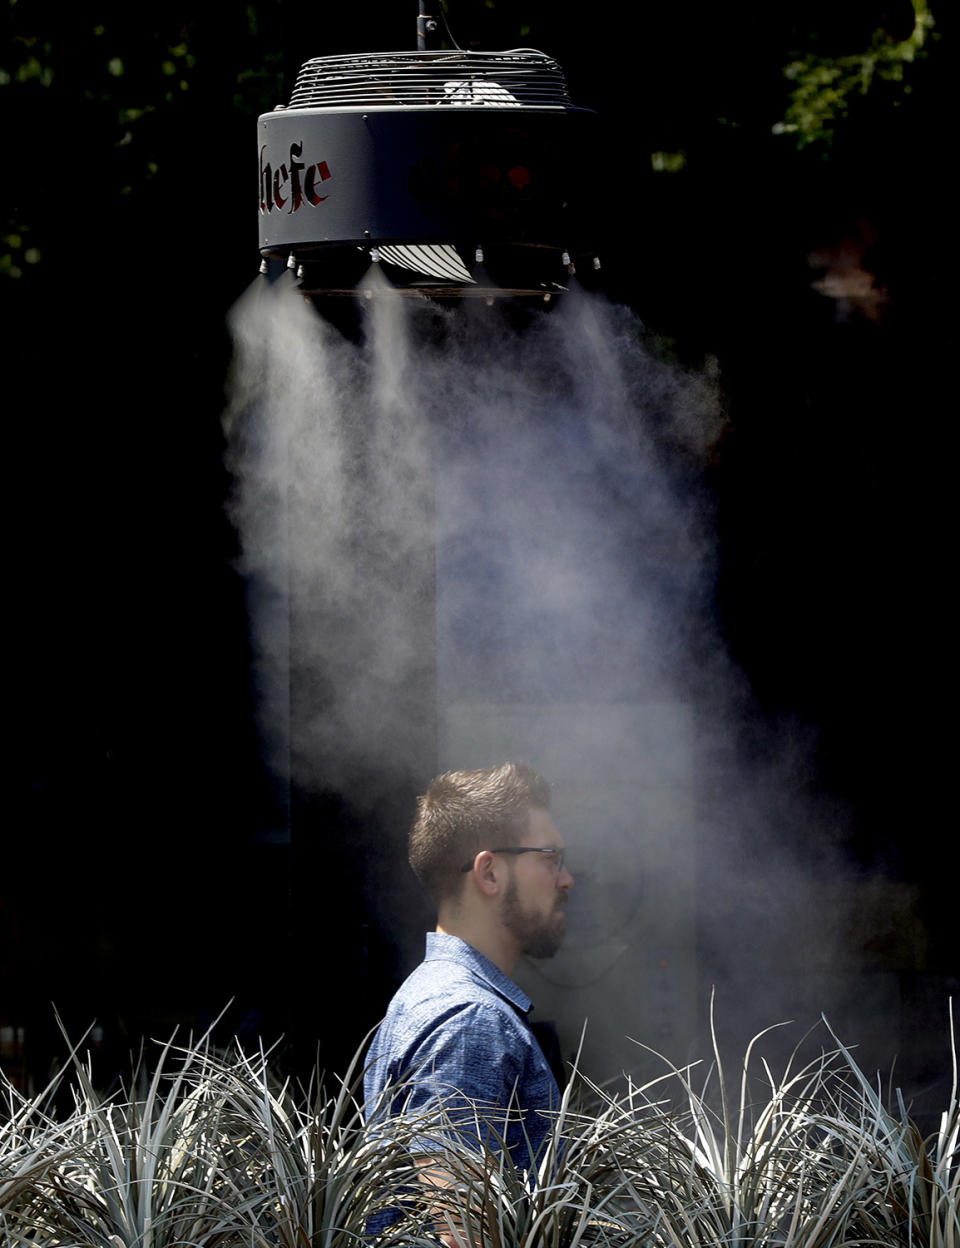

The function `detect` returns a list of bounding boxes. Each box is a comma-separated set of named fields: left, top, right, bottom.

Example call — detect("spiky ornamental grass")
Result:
left=578, top=996, right=959, bottom=1248
left=3, top=1026, right=441, bottom=1248
left=605, top=1020, right=874, bottom=1248
left=188, top=1035, right=444, bottom=1248
left=0, top=1003, right=956, bottom=1248
left=814, top=1004, right=959, bottom=1248
left=9, top=1024, right=261, bottom=1248
left=1, top=1052, right=83, bottom=1246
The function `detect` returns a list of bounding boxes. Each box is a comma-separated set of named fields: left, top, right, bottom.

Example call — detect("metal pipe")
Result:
left=417, top=1, right=440, bottom=50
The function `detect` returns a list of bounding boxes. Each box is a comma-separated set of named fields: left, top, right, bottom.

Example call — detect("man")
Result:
left=364, top=761, right=574, bottom=1190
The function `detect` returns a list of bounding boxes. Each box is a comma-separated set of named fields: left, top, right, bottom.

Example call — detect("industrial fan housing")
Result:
left=257, top=48, right=599, bottom=297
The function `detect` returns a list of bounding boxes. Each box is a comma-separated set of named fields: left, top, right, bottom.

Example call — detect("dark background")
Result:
left=4, top=0, right=956, bottom=1095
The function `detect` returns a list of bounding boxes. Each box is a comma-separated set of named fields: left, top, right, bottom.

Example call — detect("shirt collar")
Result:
left=424, top=931, right=533, bottom=1015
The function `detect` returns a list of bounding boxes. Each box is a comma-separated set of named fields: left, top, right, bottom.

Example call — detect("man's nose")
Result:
left=558, top=864, right=574, bottom=889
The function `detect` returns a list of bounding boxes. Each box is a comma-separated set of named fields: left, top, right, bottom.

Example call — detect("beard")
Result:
left=501, top=876, right=567, bottom=959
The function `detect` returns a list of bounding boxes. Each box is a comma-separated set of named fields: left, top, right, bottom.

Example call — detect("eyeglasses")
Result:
left=461, top=847, right=566, bottom=874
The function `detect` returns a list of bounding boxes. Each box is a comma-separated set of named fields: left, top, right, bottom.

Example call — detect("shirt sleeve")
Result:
left=399, top=1000, right=533, bottom=1157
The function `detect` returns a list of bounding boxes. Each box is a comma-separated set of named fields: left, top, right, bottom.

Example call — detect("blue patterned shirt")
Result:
left=363, top=932, right=560, bottom=1173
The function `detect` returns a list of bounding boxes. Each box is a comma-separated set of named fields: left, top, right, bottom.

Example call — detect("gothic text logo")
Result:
left=260, top=142, right=331, bottom=213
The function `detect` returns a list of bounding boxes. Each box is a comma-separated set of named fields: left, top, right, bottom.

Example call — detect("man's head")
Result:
left=409, top=762, right=551, bottom=902
left=409, top=762, right=573, bottom=966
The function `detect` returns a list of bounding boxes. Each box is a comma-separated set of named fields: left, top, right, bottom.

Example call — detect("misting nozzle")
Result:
left=593, top=256, right=602, bottom=271
left=259, top=258, right=269, bottom=275
left=475, top=245, right=484, bottom=263
left=561, top=250, right=571, bottom=267
left=370, top=246, right=382, bottom=263
left=286, top=252, right=297, bottom=270
left=296, top=263, right=305, bottom=280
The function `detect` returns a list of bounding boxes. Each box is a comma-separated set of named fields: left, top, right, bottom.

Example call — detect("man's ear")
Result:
left=470, top=849, right=500, bottom=897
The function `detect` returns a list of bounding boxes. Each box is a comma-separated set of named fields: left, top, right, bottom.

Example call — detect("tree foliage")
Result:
left=774, top=0, right=935, bottom=147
